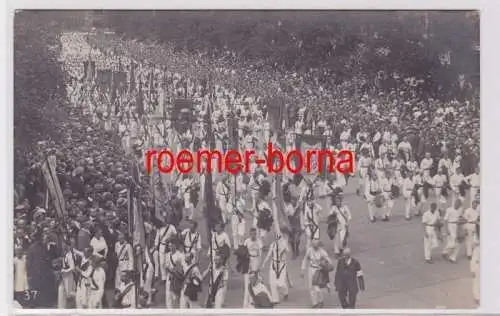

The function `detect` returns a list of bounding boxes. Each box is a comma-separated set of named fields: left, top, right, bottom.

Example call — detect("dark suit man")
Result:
left=334, top=248, right=365, bottom=309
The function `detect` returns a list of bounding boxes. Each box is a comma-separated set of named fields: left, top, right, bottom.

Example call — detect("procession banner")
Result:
left=41, top=155, right=65, bottom=217
left=296, top=134, right=328, bottom=181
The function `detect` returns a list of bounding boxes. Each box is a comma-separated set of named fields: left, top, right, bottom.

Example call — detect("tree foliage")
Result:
left=14, top=11, right=81, bottom=174
left=96, top=11, right=479, bottom=87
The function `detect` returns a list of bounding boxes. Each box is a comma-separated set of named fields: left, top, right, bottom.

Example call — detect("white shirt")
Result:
left=340, top=129, right=351, bottom=142
left=301, top=247, right=329, bottom=270
left=359, top=156, right=372, bottom=169
left=422, top=210, right=440, bottom=234
left=244, top=238, right=263, bottom=271
left=407, top=161, right=418, bottom=173
left=210, top=232, right=231, bottom=255
left=450, top=174, right=465, bottom=189
left=438, top=158, right=452, bottom=172
left=402, top=177, right=414, bottom=193
left=304, top=203, right=322, bottom=226
left=444, top=207, right=462, bottom=224
left=118, top=282, right=136, bottom=308
left=61, top=250, right=76, bottom=273
left=284, top=203, right=295, bottom=217
left=366, top=178, right=381, bottom=195
left=90, top=237, right=108, bottom=258
left=331, top=205, right=351, bottom=227
left=182, top=229, right=202, bottom=254
left=155, top=225, right=178, bottom=252
left=467, top=173, right=480, bottom=188
left=166, top=250, right=185, bottom=272
left=432, top=174, right=447, bottom=188
left=420, top=158, right=433, bottom=171
left=397, top=141, right=412, bottom=154
left=463, top=207, right=479, bottom=231
left=379, top=177, right=393, bottom=193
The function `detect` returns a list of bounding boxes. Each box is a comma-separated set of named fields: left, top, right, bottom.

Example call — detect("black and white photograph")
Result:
left=12, top=10, right=480, bottom=310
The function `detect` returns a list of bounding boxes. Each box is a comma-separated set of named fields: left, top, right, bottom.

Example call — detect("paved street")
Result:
left=155, top=173, right=477, bottom=309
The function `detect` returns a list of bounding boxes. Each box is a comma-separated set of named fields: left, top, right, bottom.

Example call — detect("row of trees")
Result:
left=13, top=11, right=83, bottom=176
left=95, top=11, right=479, bottom=89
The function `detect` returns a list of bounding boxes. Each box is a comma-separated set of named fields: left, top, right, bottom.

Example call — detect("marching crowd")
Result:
left=13, top=30, right=480, bottom=309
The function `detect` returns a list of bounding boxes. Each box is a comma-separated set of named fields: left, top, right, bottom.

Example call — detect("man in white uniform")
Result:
left=303, top=199, right=323, bottom=249
left=330, top=195, right=351, bottom=256
left=422, top=203, right=440, bottom=263
left=442, top=200, right=464, bottom=263
left=242, top=228, right=264, bottom=307
left=463, top=200, right=480, bottom=259
left=153, top=221, right=177, bottom=281
left=301, top=240, right=332, bottom=308
left=466, top=167, right=480, bottom=208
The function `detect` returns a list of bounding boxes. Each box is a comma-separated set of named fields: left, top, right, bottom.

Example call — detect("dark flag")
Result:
left=83, top=60, right=89, bottom=81
left=128, top=160, right=141, bottom=236
left=204, top=96, right=220, bottom=230
left=296, top=134, right=328, bottom=180
left=111, top=70, right=119, bottom=115
left=129, top=61, right=136, bottom=93
left=136, top=81, right=144, bottom=117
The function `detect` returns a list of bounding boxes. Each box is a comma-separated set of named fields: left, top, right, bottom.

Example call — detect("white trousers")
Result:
left=87, top=289, right=104, bottom=309
left=269, top=263, right=288, bottom=303
left=442, top=223, right=460, bottom=261
left=403, top=192, right=413, bottom=218
left=473, top=270, right=480, bottom=302
left=213, top=286, right=227, bottom=308
left=424, top=229, right=438, bottom=260
left=470, top=188, right=479, bottom=207
left=57, top=273, right=74, bottom=309
left=465, top=227, right=478, bottom=257
left=334, top=226, right=348, bottom=254
left=231, top=215, right=246, bottom=249
left=75, top=282, right=89, bottom=308
left=243, top=274, right=250, bottom=308
left=366, top=194, right=379, bottom=220
left=307, top=267, right=323, bottom=306
left=383, top=192, right=394, bottom=216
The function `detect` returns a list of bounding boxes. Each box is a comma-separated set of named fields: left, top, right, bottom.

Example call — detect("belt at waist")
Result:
left=309, top=265, right=320, bottom=269
left=249, top=254, right=259, bottom=258
left=384, top=190, right=392, bottom=193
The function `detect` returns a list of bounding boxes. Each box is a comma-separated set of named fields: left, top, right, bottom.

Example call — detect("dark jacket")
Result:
left=334, top=257, right=365, bottom=293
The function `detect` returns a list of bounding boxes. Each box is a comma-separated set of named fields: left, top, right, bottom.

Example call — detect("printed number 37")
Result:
left=24, top=290, right=39, bottom=301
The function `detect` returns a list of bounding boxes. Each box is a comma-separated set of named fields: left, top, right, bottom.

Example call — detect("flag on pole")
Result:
left=204, top=80, right=220, bottom=232
left=137, top=80, right=144, bottom=117
left=128, top=159, right=146, bottom=247
left=40, top=155, right=66, bottom=217
left=129, top=60, right=136, bottom=94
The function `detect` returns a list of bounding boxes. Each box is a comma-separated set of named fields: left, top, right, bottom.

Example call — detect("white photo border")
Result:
left=3, top=0, right=499, bottom=314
